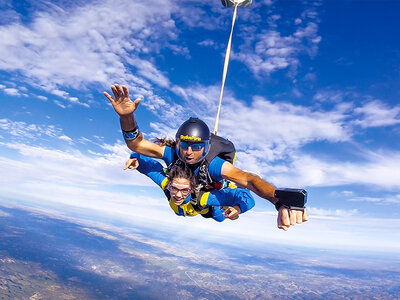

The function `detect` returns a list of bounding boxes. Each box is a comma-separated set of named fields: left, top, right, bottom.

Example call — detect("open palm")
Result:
left=104, top=84, right=140, bottom=116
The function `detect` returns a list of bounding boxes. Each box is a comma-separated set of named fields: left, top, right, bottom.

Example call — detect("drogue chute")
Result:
left=221, top=0, right=252, bottom=7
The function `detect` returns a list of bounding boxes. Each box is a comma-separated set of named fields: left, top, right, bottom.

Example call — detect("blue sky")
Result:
left=0, top=0, right=400, bottom=253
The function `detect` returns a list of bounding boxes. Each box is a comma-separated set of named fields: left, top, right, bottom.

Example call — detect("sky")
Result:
left=0, top=0, right=400, bottom=254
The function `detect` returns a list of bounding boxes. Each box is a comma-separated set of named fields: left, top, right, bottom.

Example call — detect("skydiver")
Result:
left=104, top=84, right=309, bottom=230
left=125, top=153, right=255, bottom=221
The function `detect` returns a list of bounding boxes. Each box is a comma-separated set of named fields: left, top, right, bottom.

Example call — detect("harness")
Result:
left=167, top=134, right=236, bottom=216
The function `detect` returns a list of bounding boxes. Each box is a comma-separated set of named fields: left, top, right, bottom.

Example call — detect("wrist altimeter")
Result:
left=274, top=188, right=307, bottom=211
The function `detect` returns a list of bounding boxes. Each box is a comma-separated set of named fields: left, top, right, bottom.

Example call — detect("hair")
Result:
left=167, top=163, right=196, bottom=192
left=153, top=137, right=176, bottom=148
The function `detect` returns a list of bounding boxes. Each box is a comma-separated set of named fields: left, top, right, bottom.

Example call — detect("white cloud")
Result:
left=234, top=2, right=321, bottom=77
left=0, top=119, right=61, bottom=139
left=0, top=209, right=10, bottom=217
left=3, top=88, right=20, bottom=96
left=50, top=89, right=88, bottom=107
left=0, top=0, right=181, bottom=97
left=345, top=193, right=400, bottom=205
left=0, top=83, right=27, bottom=96
left=386, top=194, right=400, bottom=204
left=216, top=95, right=351, bottom=159
left=54, top=100, right=67, bottom=109
left=37, top=95, right=48, bottom=101
left=198, top=39, right=218, bottom=48
left=353, top=100, right=400, bottom=128
left=172, top=2, right=224, bottom=31
left=59, top=135, right=72, bottom=142
left=307, top=207, right=358, bottom=218
left=126, top=58, right=170, bottom=88
left=0, top=141, right=152, bottom=187
left=2, top=186, right=400, bottom=253
left=273, top=150, right=400, bottom=190
left=0, top=118, right=153, bottom=187
left=313, top=89, right=346, bottom=103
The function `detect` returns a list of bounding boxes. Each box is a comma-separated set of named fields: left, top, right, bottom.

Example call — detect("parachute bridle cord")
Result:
left=213, top=3, right=239, bottom=135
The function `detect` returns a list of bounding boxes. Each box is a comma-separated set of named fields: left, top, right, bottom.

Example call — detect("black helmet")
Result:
left=176, top=117, right=210, bottom=142
left=175, top=117, right=210, bottom=162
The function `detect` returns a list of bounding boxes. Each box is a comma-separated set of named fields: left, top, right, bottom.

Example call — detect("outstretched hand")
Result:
left=124, top=158, right=139, bottom=171
left=104, top=84, right=141, bottom=117
left=278, top=208, right=309, bottom=231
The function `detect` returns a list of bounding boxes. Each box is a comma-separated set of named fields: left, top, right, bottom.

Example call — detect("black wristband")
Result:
left=274, top=200, right=282, bottom=211
left=122, top=126, right=140, bottom=141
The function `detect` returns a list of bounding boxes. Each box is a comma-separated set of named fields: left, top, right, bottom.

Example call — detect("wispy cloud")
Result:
left=273, top=150, right=400, bottom=190
left=0, top=0, right=181, bottom=101
left=307, top=207, right=358, bottom=218
left=0, top=83, right=27, bottom=97
left=50, top=89, right=87, bottom=107
left=0, top=119, right=62, bottom=139
left=233, top=2, right=321, bottom=77
left=0, top=140, right=151, bottom=187
left=347, top=194, right=400, bottom=205
left=353, top=100, right=400, bottom=128
left=0, top=118, right=151, bottom=187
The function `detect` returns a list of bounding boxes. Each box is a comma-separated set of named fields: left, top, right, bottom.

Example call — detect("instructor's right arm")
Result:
left=104, top=84, right=164, bottom=159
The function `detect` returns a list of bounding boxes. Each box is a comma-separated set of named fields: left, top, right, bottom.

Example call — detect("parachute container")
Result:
left=221, top=0, right=252, bottom=7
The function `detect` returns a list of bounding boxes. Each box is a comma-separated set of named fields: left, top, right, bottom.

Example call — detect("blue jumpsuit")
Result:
left=131, top=153, right=255, bottom=222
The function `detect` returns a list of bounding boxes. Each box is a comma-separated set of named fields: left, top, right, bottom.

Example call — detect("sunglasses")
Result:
left=180, top=141, right=206, bottom=151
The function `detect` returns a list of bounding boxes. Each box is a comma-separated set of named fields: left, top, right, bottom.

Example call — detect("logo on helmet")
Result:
left=180, top=135, right=202, bottom=142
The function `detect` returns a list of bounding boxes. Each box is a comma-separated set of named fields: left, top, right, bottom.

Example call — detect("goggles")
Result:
left=168, top=183, right=191, bottom=196
left=180, top=141, right=206, bottom=151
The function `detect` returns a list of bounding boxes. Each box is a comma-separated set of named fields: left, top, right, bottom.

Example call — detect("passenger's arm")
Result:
left=204, top=188, right=254, bottom=220
left=127, top=153, right=167, bottom=189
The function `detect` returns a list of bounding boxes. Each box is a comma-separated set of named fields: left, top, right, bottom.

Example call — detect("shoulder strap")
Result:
left=196, top=134, right=236, bottom=190
left=204, top=133, right=236, bottom=165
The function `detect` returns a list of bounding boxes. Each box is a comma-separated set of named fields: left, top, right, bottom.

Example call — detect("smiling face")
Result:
left=168, top=177, right=192, bottom=205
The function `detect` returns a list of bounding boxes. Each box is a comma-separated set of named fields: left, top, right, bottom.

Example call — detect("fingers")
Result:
left=124, top=158, right=139, bottom=170
left=302, top=209, right=309, bottom=222
left=278, top=207, right=309, bottom=230
left=110, top=85, right=120, bottom=99
left=115, top=84, right=124, bottom=97
left=122, top=85, right=129, bottom=99
left=103, top=91, right=114, bottom=103
left=289, top=209, right=297, bottom=225
left=124, top=159, right=131, bottom=170
left=296, top=210, right=303, bottom=224
left=133, top=98, right=141, bottom=108
left=278, top=207, right=289, bottom=231
left=224, top=207, right=239, bottom=220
